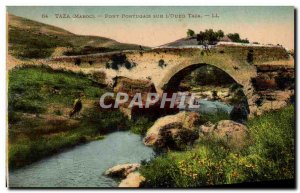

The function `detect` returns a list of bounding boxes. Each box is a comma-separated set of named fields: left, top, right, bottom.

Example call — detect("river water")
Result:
left=9, top=131, right=155, bottom=188
left=9, top=100, right=233, bottom=188
left=180, top=99, right=233, bottom=114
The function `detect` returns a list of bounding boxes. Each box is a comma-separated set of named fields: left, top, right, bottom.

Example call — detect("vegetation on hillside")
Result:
left=140, top=105, right=295, bottom=187
left=196, top=29, right=225, bottom=44
left=227, top=33, right=250, bottom=43
left=186, top=29, right=250, bottom=45
left=186, top=29, right=195, bottom=37
left=8, top=66, right=133, bottom=169
left=8, top=14, right=147, bottom=59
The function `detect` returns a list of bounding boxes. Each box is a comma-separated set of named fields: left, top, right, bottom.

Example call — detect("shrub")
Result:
left=129, top=117, right=154, bottom=135
left=75, top=58, right=81, bottom=66
left=140, top=105, right=295, bottom=187
left=106, top=54, right=135, bottom=70
left=186, top=29, right=195, bottom=37
left=247, top=49, right=254, bottom=64
left=198, top=111, right=230, bottom=125
left=90, top=71, right=106, bottom=84
left=140, top=156, right=180, bottom=188
left=246, top=105, right=295, bottom=180
left=158, top=59, right=167, bottom=68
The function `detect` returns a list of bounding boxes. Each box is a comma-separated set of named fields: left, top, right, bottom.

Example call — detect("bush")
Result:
left=158, top=59, right=167, bottom=68
left=140, top=105, right=295, bottom=187
left=227, top=33, right=249, bottom=43
left=75, top=58, right=81, bottom=66
left=106, top=54, right=135, bottom=70
left=196, top=29, right=224, bottom=45
left=246, top=105, right=295, bottom=180
left=198, top=111, right=230, bottom=125
left=90, top=71, right=106, bottom=84
left=129, top=117, right=154, bottom=135
left=186, top=29, right=195, bottom=37
left=140, top=156, right=180, bottom=188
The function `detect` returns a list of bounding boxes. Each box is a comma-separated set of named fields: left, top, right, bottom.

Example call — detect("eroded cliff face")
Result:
left=251, top=64, right=294, bottom=115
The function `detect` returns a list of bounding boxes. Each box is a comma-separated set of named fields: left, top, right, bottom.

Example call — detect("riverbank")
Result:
left=140, top=105, right=295, bottom=187
left=8, top=65, right=134, bottom=169
left=8, top=65, right=295, bottom=187
left=9, top=131, right=154, bottom=187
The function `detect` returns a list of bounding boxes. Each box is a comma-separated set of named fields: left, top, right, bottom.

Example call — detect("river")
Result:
left=9, top=131, right=155, bottom=188
left=180, top=99, right=234, bottom=114
left=9, top=100, right=234, bottom=188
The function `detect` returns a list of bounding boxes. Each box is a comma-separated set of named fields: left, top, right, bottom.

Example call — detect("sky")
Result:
left=7, top=6, right=295, bottom=49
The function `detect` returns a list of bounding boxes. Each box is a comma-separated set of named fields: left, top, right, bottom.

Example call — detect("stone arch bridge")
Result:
left=49, top=45, right=294, bottom=116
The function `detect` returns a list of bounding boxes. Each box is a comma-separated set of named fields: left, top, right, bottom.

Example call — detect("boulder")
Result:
left=199, top=120, right=249, bottom=150
left=198, top=121, right=214, bottom=135
left=104, top=163, right=140, bottom=178
left=143, top=111, right=200, bottom=149
left=118, top=172, right=145, bottom=188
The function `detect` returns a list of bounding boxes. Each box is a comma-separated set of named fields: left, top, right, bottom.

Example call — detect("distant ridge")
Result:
left=159, top=36, right=199, bottom=47
left=7, top=13, right=149, bottom=59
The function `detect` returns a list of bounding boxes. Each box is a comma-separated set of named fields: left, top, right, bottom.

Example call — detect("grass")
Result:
left=140, top=105, right=295, bottom=187
left=8, top=14, right=148, bottom=59
left=199, top=111, right=230, bottom=125
left=64, top=46, right=117, bottom=56
left=8, top=66, right=131, bottom=169
left=9, top=26, right=72, bottom=58
left=8, top=65, right=103, bottom=110
left=129, top=117, right=154, bottom=136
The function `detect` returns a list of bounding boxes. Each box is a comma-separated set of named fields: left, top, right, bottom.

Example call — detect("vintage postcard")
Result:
left=6, top=6, right=295, bottom=188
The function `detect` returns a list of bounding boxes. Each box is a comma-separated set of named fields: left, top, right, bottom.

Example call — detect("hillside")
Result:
left=160, top=36, right=199, bottom=47
left=7, top=14, right=148, bottom=59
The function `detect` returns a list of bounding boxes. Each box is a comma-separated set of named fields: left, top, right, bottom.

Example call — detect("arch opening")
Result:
left=162, top=63, right=250, bottom=123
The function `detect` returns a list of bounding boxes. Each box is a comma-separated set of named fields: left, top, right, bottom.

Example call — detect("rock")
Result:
left=118, top=172, right=145, bottom=188
left=183, top=111, right=200, bottom=129
left=105, top=163, right=140, bottom=178
left=143, top=111, right=199, bottom=149
left=199, top=121, right=214, bottom=135
left=199, top=120, right=249, bottom=150
left=253, top=90, right=293, bottom=115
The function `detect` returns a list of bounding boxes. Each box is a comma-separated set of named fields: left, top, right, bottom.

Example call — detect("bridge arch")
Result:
left=161, top=63, right=241, bottom=91
left=156, top=62, right=255, bottom=113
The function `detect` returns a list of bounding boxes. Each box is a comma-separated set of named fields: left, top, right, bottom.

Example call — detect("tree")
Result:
left=240, top=38, right=249, bottom=43
left=196, top=29, right=224, bottom=45
left=196, top=31, right=205, bottom=44
left=186, top=29, right=195, bottom=37
left=227, top=33, right=249, bottom=43
left=216, top=30, right=224, bottom=39
left=227, top=33, right=241, bottom=42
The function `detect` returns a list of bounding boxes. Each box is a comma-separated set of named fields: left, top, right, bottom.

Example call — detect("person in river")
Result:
left=230, top=103, right=248, bottom=124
